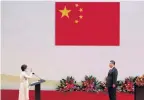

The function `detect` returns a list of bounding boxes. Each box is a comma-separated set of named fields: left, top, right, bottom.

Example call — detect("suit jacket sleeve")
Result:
left=112, top=69, right=118, bottom=85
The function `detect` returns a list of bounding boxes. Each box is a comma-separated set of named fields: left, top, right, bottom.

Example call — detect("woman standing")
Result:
left=18, top=64, right=33, bottom=100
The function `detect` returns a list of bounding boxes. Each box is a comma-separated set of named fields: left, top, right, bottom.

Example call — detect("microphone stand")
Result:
left=32, top=73, right=45, bottom=82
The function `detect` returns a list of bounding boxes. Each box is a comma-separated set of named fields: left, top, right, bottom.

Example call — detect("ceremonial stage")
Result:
left=1, top=90, right=134, bottom=100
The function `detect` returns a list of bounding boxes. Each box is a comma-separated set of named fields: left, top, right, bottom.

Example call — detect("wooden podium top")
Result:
left=30, top=79, right=46, bottom=86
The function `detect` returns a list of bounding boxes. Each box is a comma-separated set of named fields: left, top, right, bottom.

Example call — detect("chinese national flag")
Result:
left=56, top=2, right=120, bottom=46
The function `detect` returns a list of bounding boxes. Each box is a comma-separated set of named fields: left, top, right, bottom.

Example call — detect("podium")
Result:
left=134, top=85, right=144, bottom=100
left=30, top=79, right=46, bottom=100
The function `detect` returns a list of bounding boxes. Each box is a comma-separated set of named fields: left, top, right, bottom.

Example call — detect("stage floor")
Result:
left=1, top=90, right=134, bottom=100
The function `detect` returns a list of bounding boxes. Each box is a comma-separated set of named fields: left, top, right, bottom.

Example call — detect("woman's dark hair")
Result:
left=21, top=64, right=27, bottom=71
left=110, top=60, right=115, bottom=65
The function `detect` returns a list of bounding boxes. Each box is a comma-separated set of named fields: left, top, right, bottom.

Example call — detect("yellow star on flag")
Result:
left=75, top=4, right=79, bottom=7
left=74, top=20, right=79, bottom=24
left=59, top=6, right=71, bottom=18
left=79, top=8, right=83, bottom=12
left=79, top=15, right=83, bottom=19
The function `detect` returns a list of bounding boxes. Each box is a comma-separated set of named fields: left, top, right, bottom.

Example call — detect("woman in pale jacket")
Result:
left=18, top=64, right=33, bottom=100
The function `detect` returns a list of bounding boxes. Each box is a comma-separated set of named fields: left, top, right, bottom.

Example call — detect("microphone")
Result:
left=32, top=72, right=45, bottom=82
left=33, top=73, right=41, bottom=79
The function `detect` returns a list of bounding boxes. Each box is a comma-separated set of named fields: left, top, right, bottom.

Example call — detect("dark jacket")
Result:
left=106, top=67, right=118, bottom=87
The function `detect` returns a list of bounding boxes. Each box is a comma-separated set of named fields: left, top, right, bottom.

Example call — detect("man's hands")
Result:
left=112, top=84, right=116, bottom=88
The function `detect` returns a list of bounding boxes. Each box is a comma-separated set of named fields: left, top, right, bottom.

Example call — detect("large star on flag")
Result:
left=59, top=6, right=71, bottom=18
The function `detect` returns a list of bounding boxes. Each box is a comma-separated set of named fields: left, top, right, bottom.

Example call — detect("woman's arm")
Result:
left=23, top=72, right=32, bottom=78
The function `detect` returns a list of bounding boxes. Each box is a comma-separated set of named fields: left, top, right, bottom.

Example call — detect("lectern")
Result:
left=134, top=85, right=144, bottom=100
left=30, top=79, right=46, bottom=100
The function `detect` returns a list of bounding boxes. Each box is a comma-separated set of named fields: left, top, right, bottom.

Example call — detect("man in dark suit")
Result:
left=106, top=60, right=118, bottom=100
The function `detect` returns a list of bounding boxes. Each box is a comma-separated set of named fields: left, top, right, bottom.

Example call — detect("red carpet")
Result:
left=1, top=90, right=134, bottom=100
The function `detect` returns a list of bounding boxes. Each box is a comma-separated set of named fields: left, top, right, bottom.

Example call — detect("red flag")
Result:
left=56, top=2, right=120, bottom=46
